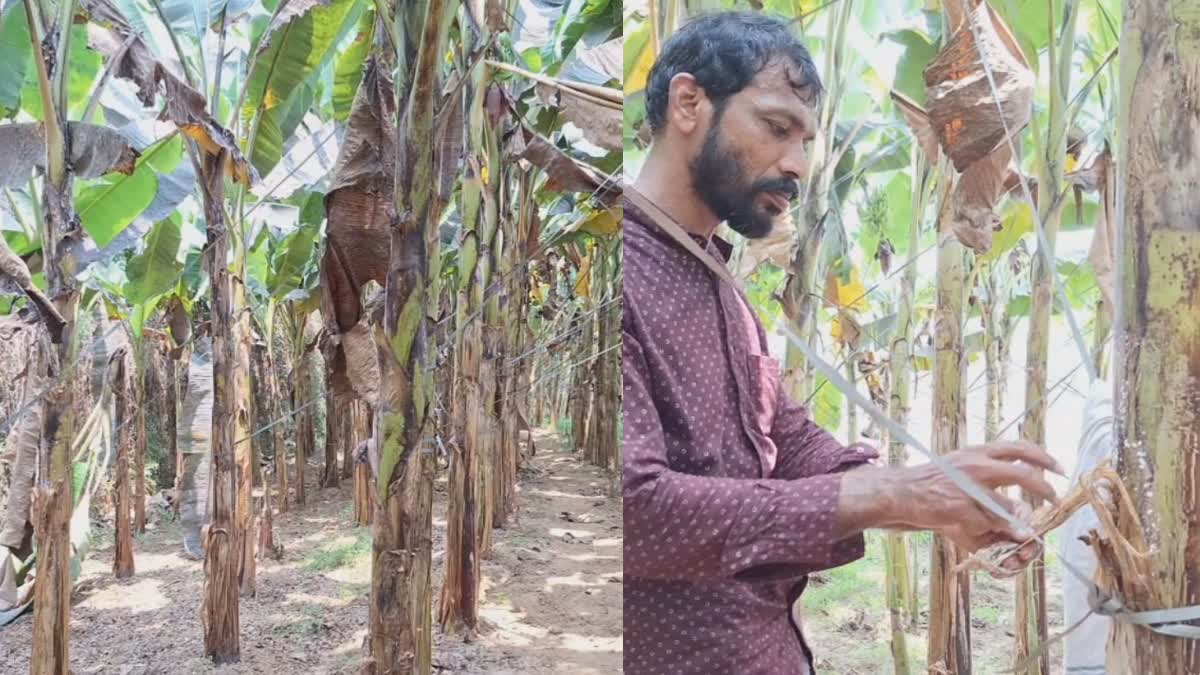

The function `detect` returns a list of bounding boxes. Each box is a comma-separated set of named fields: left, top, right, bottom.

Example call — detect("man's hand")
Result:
left=894, top=441, right=1061, bottom=552
left=838, top=441, right=1062, bottom=562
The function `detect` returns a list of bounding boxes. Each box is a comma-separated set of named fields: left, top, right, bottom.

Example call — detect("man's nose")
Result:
left=778, top=140, right=810, bottom=184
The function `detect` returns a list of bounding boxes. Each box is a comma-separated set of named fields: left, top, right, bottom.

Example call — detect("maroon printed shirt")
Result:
left=623, top=199, right=879, bottom=674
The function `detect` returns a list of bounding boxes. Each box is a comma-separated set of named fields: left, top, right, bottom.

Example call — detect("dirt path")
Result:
left=2, top=428, right=622, bottom=674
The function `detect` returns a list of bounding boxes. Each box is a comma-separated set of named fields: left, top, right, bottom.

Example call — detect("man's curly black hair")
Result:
left=645, top=11, right=823, bottom=135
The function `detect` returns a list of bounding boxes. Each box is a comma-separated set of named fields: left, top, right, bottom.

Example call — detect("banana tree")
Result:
left=1107, top=1, right=1200, bottom=671
left=0, top=0, right=146, bottom=669
left=882, top=146, right=936, bottom=675
left=66, top=0, right=297, bottom=654
left=354, top=1, right=455, bottom=670
left=249, top=195, right=324, bottom=512
left=1007, top=3, right=1080, bottom=668
left=439, top=10, right=494, bottom=634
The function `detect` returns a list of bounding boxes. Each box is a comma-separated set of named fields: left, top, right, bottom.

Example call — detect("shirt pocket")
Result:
left=745, top=353, right=782, bottom=435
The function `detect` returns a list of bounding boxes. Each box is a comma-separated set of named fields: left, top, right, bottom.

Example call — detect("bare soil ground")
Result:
left=2, top=428, right=622, bottom=674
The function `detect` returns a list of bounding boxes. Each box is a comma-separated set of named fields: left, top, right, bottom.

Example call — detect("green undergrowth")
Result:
left=556, top=417, right=573, bottom=446
left=304, top=530, right=372, bottom=572
left=804, top=533, right=888, bottom=615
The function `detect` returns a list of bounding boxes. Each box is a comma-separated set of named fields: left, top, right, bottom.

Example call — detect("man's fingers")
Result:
left=984, top=441, right=1065, bottom=476
left=981, top=460, right=1058, bottom=505
left=959, top=508, right=1016, bottom=551
left=951, top=532, right=991, bottom=555
left=976, top=491, right=1036, bottom=543
left=979, top=490, right=1019, bottom=528
left=1000, top=554, right=1024, bottom=572
left=1017, top=540, right=1040, bottom=561
left=1011, top=499, right=1035, bottom=522
left=998, top=540, right=1041, bottom=573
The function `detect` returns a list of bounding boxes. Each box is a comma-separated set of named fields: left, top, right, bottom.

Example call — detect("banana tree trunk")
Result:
left=494, top=164, right=521, bottom=532
left=1016, top=6, right=1080, bottom=671
left=112, top=349, right=135, bottom=579
left=248, top=343, right=265, bottom=489
left=133, top=343, right=147, bottom=534
left=257, top=474, right=276, bottom=561
left=440, top=302, right=481, bottom=634
left=440, top=92, right=483, bottom=634
left=353, top=404, right=373, bottom=527
left=368, top=1, right=450, bottom=670
left=780, top=0, right=853, bottom=403
left=29, top=2, right=80, bottom=668
left=884, top=151, right=927, bottom=675
left=162, top=350, right=179, bottom=496
left=322, top=377, right=341, bottom=489
left=782, top=207, right=827, bottom=405
left=596, top=240, right=621, bottom=472
left=569, top=310, right=593, bottom=454
left=502, top=166, right=537, bottom=519
left=928, top=179, right=971, bottom=675
left=321, top=337, right=342, bottom=490
left=530, top=358, right=542, bottom=428
left=173, top=345, right=191, bottom=517
left=478, top=97, right=502, bottom=561
left=291, top=313, right=313, bottom=507
left=1092, top=299, right=1110, bottom=379
left=232, top=233, right=256, bottom=601
left=496, top=230, right=516, bottom=529
left=265, top=332, right=288, bottom=514
left=606, top=242, right=623, bottom=493
left=1107, top=0, right=1200, bottom=670
left=479, top=334, right=499, bottom=558
left=581, top=253, right=599, bottom=466
left=781, top=342, right=807, bottom=404
left=294, top=366, right=310, bottom=506
left=250, top=340, right=278, bottom=553
left=342, top=398, right=357, bottom=481
left=595, top=248, right=611, bottom=471
left=199, top=147, right=242, bottom=662
left=982, top=269, right=1002, bottom=442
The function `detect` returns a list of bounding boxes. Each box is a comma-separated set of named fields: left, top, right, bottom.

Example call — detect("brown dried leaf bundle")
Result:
left=923, top=3, right=1033, bottom=174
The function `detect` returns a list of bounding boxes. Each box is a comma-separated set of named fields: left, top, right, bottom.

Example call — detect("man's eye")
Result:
left=766, top=120, right=789, bottom=138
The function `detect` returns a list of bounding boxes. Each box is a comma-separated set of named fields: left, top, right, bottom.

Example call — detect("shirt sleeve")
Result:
left=770, top=388, right=880, bottom=481
left=624, top=331, right=866, bottom=583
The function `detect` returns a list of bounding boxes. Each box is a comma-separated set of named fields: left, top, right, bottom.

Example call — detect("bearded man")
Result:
left=623, top=12, right=1058, bottom=674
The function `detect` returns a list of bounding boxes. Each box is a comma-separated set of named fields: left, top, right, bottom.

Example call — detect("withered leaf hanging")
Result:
left=82, top=0, right=253, bottom=186
left=321, top=56, right=397, bottom=334
left=923, top=2, right=1033, bottom=174
left=0, top=122, right=139, bottom=188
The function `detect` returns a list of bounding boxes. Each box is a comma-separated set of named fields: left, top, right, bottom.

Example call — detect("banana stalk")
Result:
left=1016, top=5, right=1081, bottom=672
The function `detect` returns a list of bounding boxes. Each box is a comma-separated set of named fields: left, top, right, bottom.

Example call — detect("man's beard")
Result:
left=688, top=123, right=798, bottom=240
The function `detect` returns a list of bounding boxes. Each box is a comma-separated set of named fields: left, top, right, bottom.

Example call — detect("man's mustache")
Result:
left=751, top=178, right=799, bottom=204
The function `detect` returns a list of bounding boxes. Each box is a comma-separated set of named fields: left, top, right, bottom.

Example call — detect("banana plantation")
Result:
left=626, top=0, right=1196, bottom=673
left=0, top=0, right=622, bottom=672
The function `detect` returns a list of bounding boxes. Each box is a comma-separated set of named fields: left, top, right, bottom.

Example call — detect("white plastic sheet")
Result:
left=1060, top=377, right=1115, bottom=674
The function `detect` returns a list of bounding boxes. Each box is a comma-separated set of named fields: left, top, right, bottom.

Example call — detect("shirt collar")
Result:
left=624, top=197, right=735, bottom=263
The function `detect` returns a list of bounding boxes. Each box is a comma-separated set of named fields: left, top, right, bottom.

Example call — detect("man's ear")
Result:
left=667, top=73, right=708, bottom=136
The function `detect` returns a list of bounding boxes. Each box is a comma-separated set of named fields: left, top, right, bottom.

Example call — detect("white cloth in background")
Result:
left=1060, top=376, right=1115, bottom=674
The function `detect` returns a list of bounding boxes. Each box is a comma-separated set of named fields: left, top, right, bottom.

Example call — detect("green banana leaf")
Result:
left=241, top=0, right=362, bottom=175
